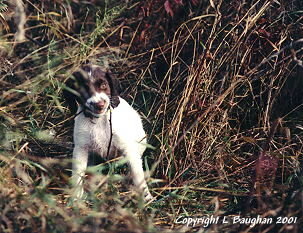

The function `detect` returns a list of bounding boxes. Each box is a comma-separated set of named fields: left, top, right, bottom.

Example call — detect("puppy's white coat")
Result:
left=70, top=68, right=152, bottom=201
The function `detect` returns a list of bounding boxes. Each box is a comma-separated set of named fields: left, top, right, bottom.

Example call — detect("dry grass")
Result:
left=0, top=0, right=302, bottom=232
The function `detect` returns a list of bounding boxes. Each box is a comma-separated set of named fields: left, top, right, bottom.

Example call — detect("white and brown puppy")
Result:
left=65, top=64, right=153, bottom=201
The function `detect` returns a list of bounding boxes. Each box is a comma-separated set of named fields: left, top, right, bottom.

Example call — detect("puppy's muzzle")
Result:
left=92, top=100, right=106, bottom=113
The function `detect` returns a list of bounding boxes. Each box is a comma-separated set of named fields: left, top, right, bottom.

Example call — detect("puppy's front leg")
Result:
left=124, top=149, right=153, bottom=201
left=72, top=146, right=88, bottom=200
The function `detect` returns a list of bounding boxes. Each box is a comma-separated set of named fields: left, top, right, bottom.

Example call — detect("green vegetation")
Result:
left=0, top=0, right=302, bottom=232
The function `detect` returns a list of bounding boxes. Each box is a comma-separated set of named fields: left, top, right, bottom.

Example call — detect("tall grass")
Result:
left=0, top=0, right=302, bottom=232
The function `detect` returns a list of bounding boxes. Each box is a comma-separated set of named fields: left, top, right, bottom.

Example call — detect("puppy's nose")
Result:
left=93, top=101, right=105, bottom=111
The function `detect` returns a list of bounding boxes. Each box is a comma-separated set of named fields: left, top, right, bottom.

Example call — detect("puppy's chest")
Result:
left=87, top=119, right=112, bottom=155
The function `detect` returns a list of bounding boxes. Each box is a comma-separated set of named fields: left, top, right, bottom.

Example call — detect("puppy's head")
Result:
left=64, top=65, right=120, bottom=117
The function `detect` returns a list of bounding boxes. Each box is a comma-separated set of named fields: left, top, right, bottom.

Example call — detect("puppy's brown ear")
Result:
left=62, top=77, right=79, bottom=114
left=63, top=69, right=92, bottom=114
left=106, top=72, right=120, bottom=108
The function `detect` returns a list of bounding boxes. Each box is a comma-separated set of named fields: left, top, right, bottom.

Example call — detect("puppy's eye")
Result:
left=100, top=84, right=107, bottom=89
left=94, top=80, right=107, bottom=91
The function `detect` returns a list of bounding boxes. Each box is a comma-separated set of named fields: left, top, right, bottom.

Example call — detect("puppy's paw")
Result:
left=144, top=189, right=154, bottom=202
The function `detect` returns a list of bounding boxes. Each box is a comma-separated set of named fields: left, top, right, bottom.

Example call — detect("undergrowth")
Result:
left=0, top=0, right=302, bottom=232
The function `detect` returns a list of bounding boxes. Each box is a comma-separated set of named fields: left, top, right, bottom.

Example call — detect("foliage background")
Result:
left=0, top=0, right=302, bottom=232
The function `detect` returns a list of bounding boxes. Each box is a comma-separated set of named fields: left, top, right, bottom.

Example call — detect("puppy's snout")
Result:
left=92, top=100, right=105, bottom=111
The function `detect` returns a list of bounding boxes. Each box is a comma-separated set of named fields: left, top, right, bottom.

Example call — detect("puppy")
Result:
left=64, top=64, right=153, bottom=201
